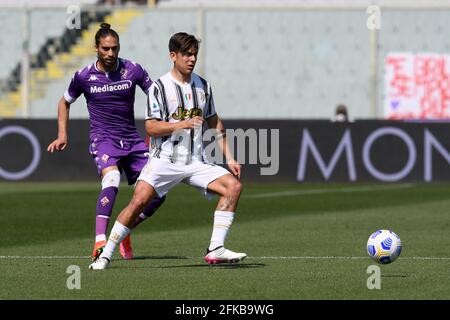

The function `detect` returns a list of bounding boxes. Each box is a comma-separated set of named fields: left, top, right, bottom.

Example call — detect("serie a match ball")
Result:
left=366, top=230, right=402, bottom=264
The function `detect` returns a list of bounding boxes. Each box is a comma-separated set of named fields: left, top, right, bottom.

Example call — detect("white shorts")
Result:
left=137, top=157, right=231, bottom=197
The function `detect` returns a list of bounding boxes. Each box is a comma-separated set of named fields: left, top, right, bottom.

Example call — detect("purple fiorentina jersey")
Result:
left=64, top=58, right=152, bottom=140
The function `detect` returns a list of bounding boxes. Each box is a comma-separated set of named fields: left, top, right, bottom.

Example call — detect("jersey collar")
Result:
left=94, top=58, right=120, bottom=74
left=169, top=70, right=194, bottom=86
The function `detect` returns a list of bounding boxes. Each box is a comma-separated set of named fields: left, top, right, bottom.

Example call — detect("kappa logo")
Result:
left=88, top=75, right=98, bottom=81
left=101, top=154, right=109, bottom=163
left=100, top=196, right=110, bottom=207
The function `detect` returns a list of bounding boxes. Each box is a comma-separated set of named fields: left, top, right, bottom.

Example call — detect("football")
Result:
left=367, top=230, right=402, bottom=264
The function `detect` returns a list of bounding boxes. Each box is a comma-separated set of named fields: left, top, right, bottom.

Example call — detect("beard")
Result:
left=98, top=55, right=117, bottom=69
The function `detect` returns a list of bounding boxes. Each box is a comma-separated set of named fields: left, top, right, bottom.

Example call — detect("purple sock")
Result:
left=95, top=186, right=118, bottom=239
left=131, top=195, right=166, bottom=229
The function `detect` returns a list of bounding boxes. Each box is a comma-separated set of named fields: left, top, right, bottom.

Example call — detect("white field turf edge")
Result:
left=0, top=255, right=449, bottom=260
left=242, top=184, right=415, bottom=199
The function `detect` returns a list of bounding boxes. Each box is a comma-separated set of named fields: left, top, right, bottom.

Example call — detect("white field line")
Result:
left=247, top=256, right=450, bottom=261
left=242, top=184, right=415, bottom=199
left=0, top=255, right=449, bottom=261
left=0, top=256, right=91, bottom=259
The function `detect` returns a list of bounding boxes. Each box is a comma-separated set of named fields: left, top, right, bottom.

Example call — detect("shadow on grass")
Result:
left=112, top=263, right=265, bottom=270
left=158, top=263, right=266, bottom=269
left=132, top=255, right=189, bottom=260
left=129, top=256, right=265, bottom=268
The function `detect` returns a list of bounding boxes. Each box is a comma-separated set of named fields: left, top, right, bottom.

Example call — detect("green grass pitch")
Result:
left=1, top=182, right=450, bottom=299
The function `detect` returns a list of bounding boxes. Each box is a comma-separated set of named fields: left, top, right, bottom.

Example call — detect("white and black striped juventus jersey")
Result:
left=146, top=71, right=217, bottom=164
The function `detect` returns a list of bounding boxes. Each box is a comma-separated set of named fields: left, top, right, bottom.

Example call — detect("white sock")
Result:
left=95, top=234, right=106, bottom=242
left=100, top=221, right=130, bottom=260
left=208, top=211, right=234, bottom=251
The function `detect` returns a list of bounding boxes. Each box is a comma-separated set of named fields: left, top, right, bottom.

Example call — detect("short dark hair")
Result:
left=336, top=104, right=348, bottom=116
left=169, top=32, right=200, bottom=55
left=95, top=23, right=120, bottom=46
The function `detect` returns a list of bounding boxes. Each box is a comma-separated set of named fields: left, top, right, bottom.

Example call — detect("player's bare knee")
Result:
left=229, top=179, right=242, bottom=198
left=130, top=195, right=148, bottom=212
left=223, top=179, right=241, bottom=201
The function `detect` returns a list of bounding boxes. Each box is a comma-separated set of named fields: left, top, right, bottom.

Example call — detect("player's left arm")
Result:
left=206, top=114, right=241, bottom=179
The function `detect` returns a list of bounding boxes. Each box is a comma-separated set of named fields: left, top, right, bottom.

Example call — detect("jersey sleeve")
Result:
left=204, top=82, right=217, bottom=119
left=136, top=63, right=152, bottom=94
left=146, top=83, right=163, bottom=120
left=63, top=71, right=83, bottom=104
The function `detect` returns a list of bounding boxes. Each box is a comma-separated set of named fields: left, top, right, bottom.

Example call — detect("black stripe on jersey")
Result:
left=154, top=147, right=162, bottom=158
left=146, top=94, right=151, bottom=119
left=189, top=82, right=200, bottom=164
left=204, top=91, right=217, bottom=119
left=199, top=76, right=208, bottom=91
left=172, top=83, right=186, bottom=164
left=199, top=77, right=211, bottom=118
left=191, top=83, right=199, bottom=109
left=152, top=86, right=164, bottom=120
left=156, top=80, right=170, bottom=121
left=174, top=83, right=185, bottom=110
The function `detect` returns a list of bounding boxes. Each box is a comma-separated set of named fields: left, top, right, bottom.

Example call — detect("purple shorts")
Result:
left=89, top=136, right=149, bottom=185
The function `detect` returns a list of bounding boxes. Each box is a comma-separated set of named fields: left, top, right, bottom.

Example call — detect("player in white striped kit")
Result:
left=90, top=32, right=246, bottom=269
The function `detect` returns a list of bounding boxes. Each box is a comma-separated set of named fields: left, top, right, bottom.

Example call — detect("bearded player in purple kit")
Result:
left=47, top=23, right=165, bottom=261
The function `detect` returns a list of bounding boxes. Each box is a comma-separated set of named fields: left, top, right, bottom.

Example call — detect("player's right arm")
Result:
left=145, top=117, right=203, bottom=137
left=47, top=69, right=83, bottom=153
left=47, top=96, right=71, bottom=152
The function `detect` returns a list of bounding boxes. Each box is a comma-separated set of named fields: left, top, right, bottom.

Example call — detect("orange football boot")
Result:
left=91, top=240, right=107, bottom=262
left=119, top=234, right=133, bottom=260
